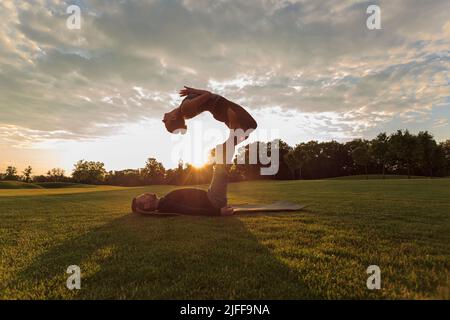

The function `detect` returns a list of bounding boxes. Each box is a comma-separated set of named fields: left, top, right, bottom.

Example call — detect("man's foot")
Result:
left=220, top=206, right=235, bottom=216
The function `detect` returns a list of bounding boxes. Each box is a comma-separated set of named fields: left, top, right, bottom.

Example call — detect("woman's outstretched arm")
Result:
left=178, top=86, right=212, bottom=119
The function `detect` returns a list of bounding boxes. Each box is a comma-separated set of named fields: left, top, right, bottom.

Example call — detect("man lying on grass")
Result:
left=132, top=162, right=234, bottom=216
left=132, top=86, right=258, bottom=217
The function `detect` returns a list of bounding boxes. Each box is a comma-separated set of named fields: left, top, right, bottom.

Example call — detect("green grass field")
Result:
left=328, top=174, right=429, bottom=180
left=0, top=181, right=97, bottom=190
left=0, top=179, right=449, bottom=299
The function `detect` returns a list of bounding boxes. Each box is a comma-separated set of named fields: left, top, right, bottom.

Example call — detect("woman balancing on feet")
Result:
left=163, top=86, right=257, bottom=141
left=131, top=87, right=257, bottom=217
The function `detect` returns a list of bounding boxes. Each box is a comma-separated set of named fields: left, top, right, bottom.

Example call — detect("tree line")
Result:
left=1, top=130, right=449, bottom=186
left=283, top=130, right=449, bottom=180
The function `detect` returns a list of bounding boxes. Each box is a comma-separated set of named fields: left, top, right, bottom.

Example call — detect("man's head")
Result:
left=131, top=193, right=160, bottom=214
left=163, top=109, right=187, bottom=134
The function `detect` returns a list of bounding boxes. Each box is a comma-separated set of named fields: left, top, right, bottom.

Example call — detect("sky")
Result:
left=0, top=0, right=449, bottom=174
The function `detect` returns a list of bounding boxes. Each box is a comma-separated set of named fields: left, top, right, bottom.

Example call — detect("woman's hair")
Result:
left=163, top=114, right=186, bottom=133
left=163, top=109, right=187, bottom=133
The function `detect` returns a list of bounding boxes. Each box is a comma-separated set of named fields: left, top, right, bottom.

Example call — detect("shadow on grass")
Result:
left=9, top=213, right=319, bottom=299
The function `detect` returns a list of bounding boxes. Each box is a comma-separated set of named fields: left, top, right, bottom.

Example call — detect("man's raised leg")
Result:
left=206, top=132, right=239, bottom=209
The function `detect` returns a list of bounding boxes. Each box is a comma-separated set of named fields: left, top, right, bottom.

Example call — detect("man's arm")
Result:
left=158, top=201, right=221, bottom=216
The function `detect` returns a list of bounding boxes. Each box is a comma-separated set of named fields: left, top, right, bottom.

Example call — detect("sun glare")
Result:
left=191, top=159, right=208, bottom=169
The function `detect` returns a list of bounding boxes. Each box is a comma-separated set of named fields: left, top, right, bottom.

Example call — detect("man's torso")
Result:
left=157, top=188, right=219, bottom=215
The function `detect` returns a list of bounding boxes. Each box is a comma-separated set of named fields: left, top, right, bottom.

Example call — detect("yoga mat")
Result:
left=232, top=201, right=307, bottom=213
left=136, top=201, right=307, bottom=216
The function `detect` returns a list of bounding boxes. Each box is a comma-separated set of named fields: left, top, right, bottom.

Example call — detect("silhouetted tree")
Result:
left=4, top=166, right=19, bottom=181
left=416, top=131, right=437, bottom=177
left=370, top=133, right=389, bottom=178
left=301, top=141, right=322, bottom=179
left=389, top=130, right=418, bottom=178
left=105, top=169, right=144, bottom=186
left=431, top=144, right=446, bottom=177
left=351, top=141, right=371, bottom=179
left=72, top=160, right=106, bottom=184
left=442, top=140, right=450, bottom=176
left=272, top=140, right=293, bottom=180
left=143, top=158, right=165, bottom=184
left=22, top=166, right=33, bottom=183
left=320, top=140, right=351, bottom=178
left=47, top=168, right=66, bottom=182
left=285, top=143, right=310, bottom=179
left=235, top=143, right=262, bottom=180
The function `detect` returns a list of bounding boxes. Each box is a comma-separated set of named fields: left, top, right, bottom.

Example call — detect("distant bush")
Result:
left=34, top=182, right=93, bottom=189
left=0, top=181, right=43, bottom=189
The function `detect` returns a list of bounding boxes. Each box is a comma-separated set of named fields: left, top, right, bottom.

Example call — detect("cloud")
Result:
left=434, top=118, right=448, bottom=128
left=0, top=0, right=449, bottom=147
